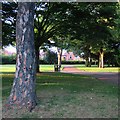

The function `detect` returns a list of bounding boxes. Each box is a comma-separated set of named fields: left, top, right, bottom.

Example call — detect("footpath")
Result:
left=61, top=66, right=118, bottom=85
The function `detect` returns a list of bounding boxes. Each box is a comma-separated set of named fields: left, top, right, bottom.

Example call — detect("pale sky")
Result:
left=4, top=45, right=67, bottom=54
left=4, top=45, right=16, bottom=53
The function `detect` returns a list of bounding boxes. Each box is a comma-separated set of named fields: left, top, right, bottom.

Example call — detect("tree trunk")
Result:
left=99, top=48, right=104, bottom=68
left=88, top=50, right=91, bottom=67
left=85, top=49, right=91, bottom=67
left=7, top=3, right=37, bottom=111
left=85, top=58, right=89, bottom=67
left=35, top=45, right=40, bottom=73
left=57, top=48, right=62, bottom=71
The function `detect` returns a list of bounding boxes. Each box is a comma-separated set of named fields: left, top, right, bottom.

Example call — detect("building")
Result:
left=62, top=52, right=81, bottom=61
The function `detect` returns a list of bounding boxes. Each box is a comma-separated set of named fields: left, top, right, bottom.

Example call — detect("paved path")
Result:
left=62, top=66, right=119, bottom=85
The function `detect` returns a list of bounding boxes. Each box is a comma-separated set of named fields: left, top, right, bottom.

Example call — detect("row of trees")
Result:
left=2, top=2, right=120, bottom=111
left=49, top=2, right=120, bottom=68
left=2, top=2, right=120, bottom=71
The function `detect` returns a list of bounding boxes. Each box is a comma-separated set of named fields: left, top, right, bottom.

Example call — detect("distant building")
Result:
left=39, top=50, right=84, bottom=61
left=62, top=51, right=82, bottom=61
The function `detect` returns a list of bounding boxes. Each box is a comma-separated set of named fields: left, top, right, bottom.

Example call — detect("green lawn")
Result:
left=76, top=66, right=119, bottom=72
left=1, top=64, right=118, bottom=118
left=1, top=64, right=118, bottom=73
left=0, top=64, right=54, bottom=73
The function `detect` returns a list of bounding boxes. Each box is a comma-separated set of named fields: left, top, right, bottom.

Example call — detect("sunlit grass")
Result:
left=40, top=65, right=54, bottom=72
left=1, top=64, right=118, bottom=73
left=0, top=64, right=54, bottom=73
left=76, top=66, right=119, bottom=72
left=0, top=65, right=16, bottom=72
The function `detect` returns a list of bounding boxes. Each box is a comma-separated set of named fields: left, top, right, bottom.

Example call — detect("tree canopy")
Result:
left=2, top=2, right=120, bottom=67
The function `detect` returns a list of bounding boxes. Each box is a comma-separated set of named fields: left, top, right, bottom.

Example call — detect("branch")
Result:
left=40, top=3, right=52, bottom=29
left=43, top=22, right=60, bottom=38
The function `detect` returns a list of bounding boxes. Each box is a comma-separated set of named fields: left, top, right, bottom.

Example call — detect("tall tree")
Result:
left=2, top=2, right=70, bottom=72
left=108, top=3, right=120, bottom=66
left=52, top=34, right=72, bottom=71
left=7, top=2, right=37, bottom=111
left=34, top=2, right=73, bottom=72
left=2, top=2, right=119, bottom=69
left=68, top=3, right=118, bottom=68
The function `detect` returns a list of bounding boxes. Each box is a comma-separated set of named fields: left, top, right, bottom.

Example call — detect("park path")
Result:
left=61, top=66, right=119, bottom=85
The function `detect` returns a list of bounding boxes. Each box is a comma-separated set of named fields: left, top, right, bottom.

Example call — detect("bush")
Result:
left=39, top=60, right=48, bottom=64
left=1, top=55, right=16, bottom=64
left=61, top=61, right=85, bottom=64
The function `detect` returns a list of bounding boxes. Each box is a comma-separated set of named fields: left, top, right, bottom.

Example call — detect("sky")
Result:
left=4, top=45, right=16, bottom=53
left=4, top=45, right=67, bottom=54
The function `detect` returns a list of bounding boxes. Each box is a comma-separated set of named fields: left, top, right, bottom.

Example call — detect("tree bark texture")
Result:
left=99, top=48, right=104, bottom=68
left=8, top=2, right=37, bottom=111
left=57, top=48, right=62, bottom=71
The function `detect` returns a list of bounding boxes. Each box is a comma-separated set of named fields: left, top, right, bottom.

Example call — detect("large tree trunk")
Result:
left=35, top=45, right=40, bottom=73
left=7, top=3, right=37, bottom=111
left=99, top=47, right=104, bottom=68
left=57, top=48, right=62, bottom=71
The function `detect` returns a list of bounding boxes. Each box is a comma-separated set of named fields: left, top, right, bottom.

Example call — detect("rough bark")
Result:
left=7, top=3, right=37, bottom=111
left=99, top=48, right=104, bottom=68
left=57, top=48, right=62, bottom=71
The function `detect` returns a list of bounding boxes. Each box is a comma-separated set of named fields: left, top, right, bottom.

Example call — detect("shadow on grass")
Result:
left=2, top=72, right=118, bottom=99
left=2, top=72, right=118, bottom=118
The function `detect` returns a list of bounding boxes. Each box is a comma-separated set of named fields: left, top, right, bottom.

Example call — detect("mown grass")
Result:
left=1, top=64, right=118, bottom=73
left=76, top=66, right=119, bottom=72
left=1, top=65, right=119, bottom=118
left=0, top=65, right=54, bottom=73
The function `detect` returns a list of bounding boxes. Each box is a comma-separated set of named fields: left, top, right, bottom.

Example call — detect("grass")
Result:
left=0, top=64, right=54, bottom=73
left=1, top=64, right=118, bottom=73
left=1, top=64, right=119, bottom=118
left=75, top=66, right=119, bottom=72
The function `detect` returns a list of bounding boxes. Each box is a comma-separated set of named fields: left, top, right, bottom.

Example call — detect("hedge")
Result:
left=61, top=61, right=85, bottom=64
left=0, top=55, right=16, bottom=64
left=1, top=55, right=89, bottom=65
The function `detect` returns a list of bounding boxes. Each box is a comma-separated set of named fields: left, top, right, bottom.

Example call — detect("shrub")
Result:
left=1, top=55, right=16, bottom=64
left=61, top=61, right=85, bottom=64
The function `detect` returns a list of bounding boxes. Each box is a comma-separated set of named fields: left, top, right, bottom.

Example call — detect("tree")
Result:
left=2, top=2, right=71, bottom=72
left=52, top=35, right=72, bottom=71
left=68, top=3, right=118, bottom=68
left=2, top=2, right=119, bottom=69
left=7, top=2, right=37, bottom=111
left=108, top=3, right=120, bottom=66
left=2, top=2, right=17, bottom=47
left=34, top=3, right=73, bottom=72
